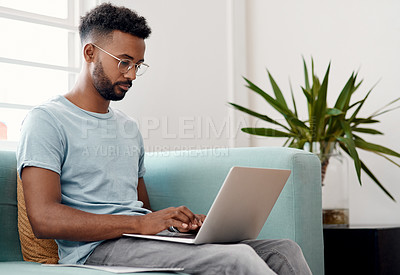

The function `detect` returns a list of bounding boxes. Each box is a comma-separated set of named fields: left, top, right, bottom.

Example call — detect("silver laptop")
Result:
left=123, top=166, right=290, bottom=244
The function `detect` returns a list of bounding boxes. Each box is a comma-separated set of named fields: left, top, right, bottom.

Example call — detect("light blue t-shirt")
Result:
left=16, top=95, right=151, bottom=264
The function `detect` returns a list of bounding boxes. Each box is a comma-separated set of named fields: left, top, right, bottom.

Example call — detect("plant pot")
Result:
left=306, top=142, right=349, bottom=227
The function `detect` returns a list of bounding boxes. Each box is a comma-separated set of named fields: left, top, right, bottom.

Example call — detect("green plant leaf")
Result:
left=228, top=103, right=290, bottom=131
left=243, top=77, right=303, bottom=135
left=311, top=76, right=321, bottom=100
left=325, top=107, right=346, bottom=138
left=338, top=136, right=362, bottom=183
left=268, top=70, right=288, bottom=109
left=283, top=138, right=292, bottom=147
left=351, top=118, right=380, bottom=125
left=334, top=73, right=356, bottom=111
left=241, top=128, right=295, bottom=138
left=243, top=77, right=289, bottom=116
left=348, top=87, right=375, bottom=123
left=301, top=87, right=313, bottom=104
left=375, top=152, right=400, bottom=168
left=282, top=114, right=310, bottom=131
left=326, top=108, right=343, bottom=116
left=313, top=62, right=330, bottom=140
left=351, top=128, right=383, bottom=135
left=311, top=58, right=317, bottom=95
left=303, top=56, right=310, bottom=91
left=355, top=139, right=400, bottom=158
left=372, top=105, right=400, bottom=118
left=360, top=160, right=396, bottom=201
left=371, top=97, right=400, bottom=117
left=337, top=121, right=362, bottom=182
left=348, top=100, right=367, bottom=122
left=289, top=138, right=308, bottom=149
left=339, top=143, right=395, bottom=201
left=289, top=80, right=298, bottom=118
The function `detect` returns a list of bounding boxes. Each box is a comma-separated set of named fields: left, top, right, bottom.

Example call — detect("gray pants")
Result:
left=85, top=237, right=312, bottom=275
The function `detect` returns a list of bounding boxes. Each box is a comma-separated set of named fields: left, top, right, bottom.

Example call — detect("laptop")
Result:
left=123, top=166, right=291, bottom=244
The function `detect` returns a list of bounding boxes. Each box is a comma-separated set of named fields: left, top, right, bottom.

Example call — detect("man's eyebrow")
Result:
left=119, top=54, right=145, bottom=63
left=120, top=54, right=135, bottom=60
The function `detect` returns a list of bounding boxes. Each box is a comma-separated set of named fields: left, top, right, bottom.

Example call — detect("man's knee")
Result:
left=264, top=239, right=311, bottom=275
left=265, top=239, right=305, bottom=263
left=216, top=244, right=266, bottom=273
left=229, top=243, right=259, bottom=260
left=275, top=239, right=303, bottom=255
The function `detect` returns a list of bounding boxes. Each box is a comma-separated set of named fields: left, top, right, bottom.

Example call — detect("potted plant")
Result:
left=229, top=58, right=400, bottom=225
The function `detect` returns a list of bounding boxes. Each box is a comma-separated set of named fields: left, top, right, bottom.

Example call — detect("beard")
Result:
left=92, top=61, right=132, bottom=101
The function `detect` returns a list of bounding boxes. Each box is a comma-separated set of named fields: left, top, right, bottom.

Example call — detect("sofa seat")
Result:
left=0, top=262, right=187, bottom=275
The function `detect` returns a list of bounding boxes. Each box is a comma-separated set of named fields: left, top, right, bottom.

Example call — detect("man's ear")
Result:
left=83, top=43, right=95, bottom=63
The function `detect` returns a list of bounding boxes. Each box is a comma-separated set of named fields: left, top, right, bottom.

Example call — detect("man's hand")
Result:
left=136, top=206, right=205, bottom=234
left=194, top=214, right=206, bottom=228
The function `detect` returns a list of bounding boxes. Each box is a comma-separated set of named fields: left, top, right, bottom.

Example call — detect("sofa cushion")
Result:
left=0, top=150, right=23, bottom=261
left=17, top=175, right=59, bottom=263
left=0, top=262, right=189, bottom=275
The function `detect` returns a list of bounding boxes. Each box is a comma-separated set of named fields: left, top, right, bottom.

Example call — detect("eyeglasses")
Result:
left=91, top=43, right=149, bottom=76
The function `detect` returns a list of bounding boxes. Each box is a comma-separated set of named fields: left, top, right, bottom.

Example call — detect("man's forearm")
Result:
left=30, top=202, right=142, bottom=241
left=30, top=203, right=203, bottom=241
left=22, top=167, right=201, bottom=241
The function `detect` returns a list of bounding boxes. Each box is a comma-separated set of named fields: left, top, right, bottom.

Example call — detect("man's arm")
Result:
left=137, top=177, right=151, bottom=211
left=22, top=167, right=201, bottom=241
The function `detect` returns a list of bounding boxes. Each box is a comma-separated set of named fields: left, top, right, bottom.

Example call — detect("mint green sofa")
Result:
left=0, top=147, right=324, bottom=274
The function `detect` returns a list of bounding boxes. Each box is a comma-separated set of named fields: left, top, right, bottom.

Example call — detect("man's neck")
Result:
left=65, top=74, right=110, bottom=114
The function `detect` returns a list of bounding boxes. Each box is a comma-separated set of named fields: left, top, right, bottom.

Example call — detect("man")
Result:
left=17, top=3, right=311, bottom=274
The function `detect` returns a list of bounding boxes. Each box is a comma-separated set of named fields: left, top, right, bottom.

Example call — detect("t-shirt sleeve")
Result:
left=17, top=108, right=65, bottom=178
left=137, top=131, right=146, bottom=178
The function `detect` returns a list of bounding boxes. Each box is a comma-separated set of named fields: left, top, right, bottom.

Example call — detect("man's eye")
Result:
left=120, top=60, right=131, bottom=67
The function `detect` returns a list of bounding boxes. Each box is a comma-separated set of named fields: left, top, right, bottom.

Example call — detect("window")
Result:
left=0, top=0, right=85, bottom=143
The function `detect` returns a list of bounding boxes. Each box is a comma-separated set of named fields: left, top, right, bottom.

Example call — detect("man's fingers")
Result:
left=147, top=206, right=202, bottom=233
left=176, top=206, right=197, bottom=223
left=169, top=219, right=191, bottom=232
left=175, top=206, right=202, bottom=230
left=195, top=214, right=206, bottom=225
left=165, top=206, right=201, bottom=231
left=163, top=210, right=193, bottom=231
left=167, top=206, right=197, bottom=224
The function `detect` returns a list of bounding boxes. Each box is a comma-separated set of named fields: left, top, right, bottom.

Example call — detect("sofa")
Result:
left=0, top=147, right=324, bottom=274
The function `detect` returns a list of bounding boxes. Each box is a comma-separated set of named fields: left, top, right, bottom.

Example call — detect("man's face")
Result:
left=91, top=31, right=146, bottom=101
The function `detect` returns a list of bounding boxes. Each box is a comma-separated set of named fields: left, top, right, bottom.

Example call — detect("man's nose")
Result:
left=124, top=67, right=137, bottom=81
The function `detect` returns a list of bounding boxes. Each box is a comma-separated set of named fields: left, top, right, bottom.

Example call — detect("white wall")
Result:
left=105, top=0, right=400, bottom=225
left=108, top=0, right=251, bottom=153
left=246, top=0, right=400, bottom=225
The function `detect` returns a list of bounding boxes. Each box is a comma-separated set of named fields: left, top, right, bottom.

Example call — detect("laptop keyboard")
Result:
left=157, top=230, right=197, bottom=239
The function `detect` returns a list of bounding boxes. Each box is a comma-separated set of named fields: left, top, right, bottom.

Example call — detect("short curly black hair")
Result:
left=79, top=3, right=151, bottom=44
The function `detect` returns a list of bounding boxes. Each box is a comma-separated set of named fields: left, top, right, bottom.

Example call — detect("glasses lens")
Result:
left=118, top=59, right=133, bottom=74
left=135, top=63, right=149, bottom=76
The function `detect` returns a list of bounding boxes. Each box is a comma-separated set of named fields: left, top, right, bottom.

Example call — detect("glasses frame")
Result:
left=91, top=43, right=149, bottom=76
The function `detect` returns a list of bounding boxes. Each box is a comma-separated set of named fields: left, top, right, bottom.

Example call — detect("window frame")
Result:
left=0, top=0, right=88, bottom=145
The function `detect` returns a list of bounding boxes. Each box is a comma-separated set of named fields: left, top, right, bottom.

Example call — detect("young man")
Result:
left=17, top=3, right=311, bottom=274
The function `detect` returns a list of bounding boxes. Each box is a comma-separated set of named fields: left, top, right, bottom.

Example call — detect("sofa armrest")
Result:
left=0, top=150, right=23, bottom=261
left=143, top=147, right=323, bottom=275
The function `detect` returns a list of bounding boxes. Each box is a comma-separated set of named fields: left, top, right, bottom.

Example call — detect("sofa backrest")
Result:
left=0, top=150, right=23, bottom=261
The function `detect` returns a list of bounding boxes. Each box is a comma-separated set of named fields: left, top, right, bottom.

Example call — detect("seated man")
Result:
left=17, top=3, right=311, bottom=274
